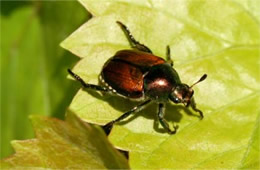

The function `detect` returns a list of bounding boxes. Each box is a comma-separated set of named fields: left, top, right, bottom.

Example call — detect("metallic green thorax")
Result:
left=144, top=63, right=181, bottom=102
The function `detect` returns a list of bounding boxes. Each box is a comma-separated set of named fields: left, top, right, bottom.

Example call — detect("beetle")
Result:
left=68, top=21, right=207, bottom=134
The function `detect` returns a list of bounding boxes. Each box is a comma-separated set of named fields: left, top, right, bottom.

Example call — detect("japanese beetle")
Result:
left=68, top=21, right=207, bottom=134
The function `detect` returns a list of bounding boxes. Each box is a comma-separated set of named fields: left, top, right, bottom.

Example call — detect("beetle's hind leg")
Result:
left=190, top=97, right=204, bottom=119
left=158, top=103, right=178, bottom=134
left=117, top=21, right=153, bottom=54
left=68, top=69, right=113, bottom=93
left=166, top=45, right=173, bottom=66
left=103, top=99, right=152, bottom=133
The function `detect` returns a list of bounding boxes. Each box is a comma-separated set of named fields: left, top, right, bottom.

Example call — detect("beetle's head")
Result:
left=169, top=74, right=207, bottom=106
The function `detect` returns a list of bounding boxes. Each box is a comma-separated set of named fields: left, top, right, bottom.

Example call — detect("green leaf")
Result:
left=62, top=0, right=260, bottom=168
left=1, top=1, right=88, bottom=158
left=0, top=111, right=129, bottom=169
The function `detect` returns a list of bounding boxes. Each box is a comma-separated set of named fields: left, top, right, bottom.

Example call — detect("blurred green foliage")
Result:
left=0, top=1, right=90, bottom=158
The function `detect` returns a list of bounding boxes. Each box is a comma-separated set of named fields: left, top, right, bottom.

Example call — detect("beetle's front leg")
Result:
left=190, top=97, right=204, bottom=119
left=158, top=103, right=178, bottom=134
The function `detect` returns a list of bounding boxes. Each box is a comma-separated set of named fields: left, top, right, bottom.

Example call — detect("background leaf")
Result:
left=0, top=1, right=89, bottom=158
left=1, top=111, right=129, bottom=169
left=62, top=0, right=260, bottom=168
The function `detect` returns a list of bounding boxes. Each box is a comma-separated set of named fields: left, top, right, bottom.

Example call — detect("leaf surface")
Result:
left=62, top=0, right=260, bottom=168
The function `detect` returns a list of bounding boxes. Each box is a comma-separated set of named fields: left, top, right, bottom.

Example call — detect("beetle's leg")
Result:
left=166, top=45, right=173, bottom=66
left=117, top=21, right=153, bottom=54
left=68, top=69, right=113, bottom=93
left=190, top=97, right=204, bottom=119
left=103, top=99, right=152, bottom=131
left=158, top=103, right=178, bottom=134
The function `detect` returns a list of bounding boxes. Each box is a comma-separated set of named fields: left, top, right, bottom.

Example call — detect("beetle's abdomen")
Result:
left=101, top=59, right=144, bottom=98
left=101, top=50, right=166, bottom=99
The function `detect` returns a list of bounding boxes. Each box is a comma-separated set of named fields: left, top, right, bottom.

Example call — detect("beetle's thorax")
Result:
left=143, top=63, right=181, bottom=102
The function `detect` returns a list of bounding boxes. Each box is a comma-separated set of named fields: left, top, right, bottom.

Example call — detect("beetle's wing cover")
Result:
left=102, top=60, right=144, bottom=98
left=114, top=50, right=165, bottom=68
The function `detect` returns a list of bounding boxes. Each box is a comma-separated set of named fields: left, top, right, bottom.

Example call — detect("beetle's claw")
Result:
left=197, top=110, right=204, bottom=120
left=168, top=124, right=179, bottom=135
left=102, top=121, right=114, bottom=135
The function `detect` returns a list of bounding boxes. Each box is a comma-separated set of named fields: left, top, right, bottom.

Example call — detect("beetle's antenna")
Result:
left=190, top=74, right=207, bottom=89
